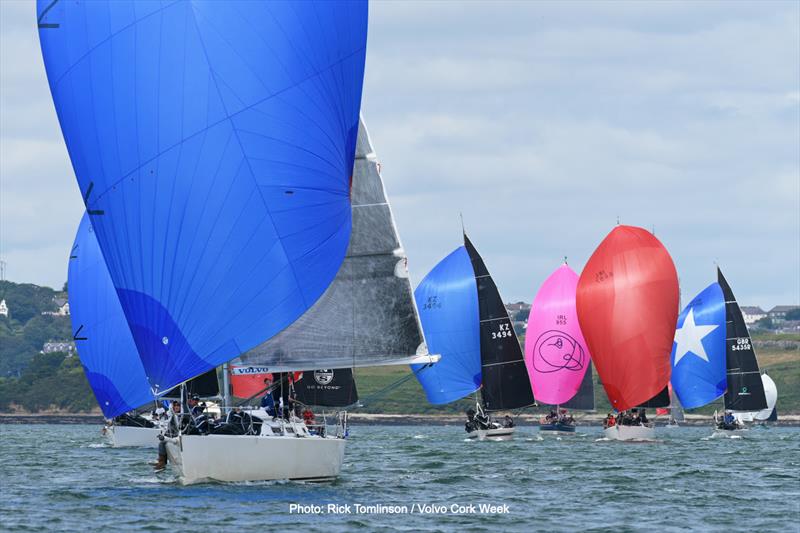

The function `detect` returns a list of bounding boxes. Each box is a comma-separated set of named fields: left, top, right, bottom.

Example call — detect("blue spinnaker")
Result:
left=39, top=1, right=367, bottom=393
left=670, top=282, right=727, bottom=409
left=412, top=247, right=481, bottom=404
left=68, top=214, right=154, bottom=418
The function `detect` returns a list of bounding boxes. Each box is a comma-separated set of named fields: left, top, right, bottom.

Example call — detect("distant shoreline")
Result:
left=2, top=412, right=799, bottom=426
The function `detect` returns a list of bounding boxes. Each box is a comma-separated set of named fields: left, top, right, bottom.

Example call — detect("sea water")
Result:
left=1, top=424, right=798, bottom=531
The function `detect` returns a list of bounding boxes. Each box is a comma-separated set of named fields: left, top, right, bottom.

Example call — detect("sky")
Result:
left=1, top=1, right=798, bottom=309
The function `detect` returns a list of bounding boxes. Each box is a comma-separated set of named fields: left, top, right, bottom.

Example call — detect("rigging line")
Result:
left=355, top=364, right=434, bottom=408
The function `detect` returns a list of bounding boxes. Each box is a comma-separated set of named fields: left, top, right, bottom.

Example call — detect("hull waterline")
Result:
left=165, top=433, right=346, bottom=485
left=466, top=427, right=515, bottom=441
left=106, top=425, right=160, bottom=448
left=603, top=425, right=656, bottom=441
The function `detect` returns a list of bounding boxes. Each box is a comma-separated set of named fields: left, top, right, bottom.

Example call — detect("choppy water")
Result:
left=1, top=424, right=798, bottom=531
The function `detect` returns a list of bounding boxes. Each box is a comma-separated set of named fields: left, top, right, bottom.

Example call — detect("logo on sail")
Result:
left=532, top=330, right=586, bottom=373
left=314, top=369, right=335, bottom=385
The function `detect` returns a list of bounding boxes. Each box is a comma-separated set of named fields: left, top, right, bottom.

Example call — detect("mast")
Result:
left=717, top=268, right=767, bottom=412
left=222, top=362, right=230, bottom=415
left=463, top=235, right=534, bottom=412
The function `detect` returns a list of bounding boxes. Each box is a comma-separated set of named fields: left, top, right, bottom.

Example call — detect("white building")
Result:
left=740, top=306, right=767, bottom=325
left=42, top=297, right=70, bottom=316
left=42, top=341, right=75, bottom=354
left=0, top=299, right=8, bottom=317
left=768, top=305, right=799, bottom=322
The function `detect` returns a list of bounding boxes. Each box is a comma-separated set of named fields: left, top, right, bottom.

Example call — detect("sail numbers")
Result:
left=731, top=338, right=751, bottom=351
left=595, top=270, right=614, bottom=283
left=491, top=322, right=513, bottom=339
left=422, top=296, right=442, bottom=310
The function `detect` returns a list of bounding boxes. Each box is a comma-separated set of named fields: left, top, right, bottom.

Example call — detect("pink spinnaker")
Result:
left=524, top=264, right=591, bottom=405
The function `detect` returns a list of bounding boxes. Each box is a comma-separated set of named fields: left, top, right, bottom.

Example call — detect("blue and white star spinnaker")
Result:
left=670, top=282, right=727, bottom=409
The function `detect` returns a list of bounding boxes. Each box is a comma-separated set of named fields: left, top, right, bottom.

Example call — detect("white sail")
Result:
left=754, top=374, right=778, bottom=421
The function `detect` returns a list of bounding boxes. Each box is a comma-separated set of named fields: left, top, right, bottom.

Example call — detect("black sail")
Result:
left=163, top=368, right=220, bottom=400
left=563, top=361, right=595, bottom=411
left=464, top=235, right=535, bottom=411
left=637, top=385, right=670, bottom=408
left=293, top=368, right=358, bottom=408
left=718, top=268, right=767, bottom=411
left=766, top=407, right=777, bottom=422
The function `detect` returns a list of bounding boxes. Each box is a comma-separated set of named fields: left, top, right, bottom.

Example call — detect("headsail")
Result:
left=718, top=268, right=768, bottom=411
left=576, top=225, right=678, bottom=411
left=670, top=282, right=727, bottom=409
left=237, top=118, right=428, bottom=371
left=38, top=1, right=368, bottom=393
left=524, top=264, right=592, bottom=406
left=754, top=373, right=777, bottom=421
left=68, top=214, right=152, bottom=418
left=464, top=236, right=535, bottom=411
left=412, top=246, right=482, bottom=404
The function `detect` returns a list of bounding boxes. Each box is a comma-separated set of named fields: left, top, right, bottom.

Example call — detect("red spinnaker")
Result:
left=576, top=225, right=679, bottom=411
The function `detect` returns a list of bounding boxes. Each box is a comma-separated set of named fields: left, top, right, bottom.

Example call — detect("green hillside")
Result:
left=0, top=281, right=72, bottom=377
left=0, top=279, right=797, bottom=415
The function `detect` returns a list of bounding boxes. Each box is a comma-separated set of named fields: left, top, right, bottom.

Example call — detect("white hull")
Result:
left=712, top=427, right=749, bottom=438
left=467, top=426, right=515, bottom=441
left=165, top=433, right=346, bottom=484
left=105, top=425, right=161, bottom=448
left=603, top=424, right=656, bottom=441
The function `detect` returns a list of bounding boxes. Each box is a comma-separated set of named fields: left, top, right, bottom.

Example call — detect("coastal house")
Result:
left=42, top=297, right=70, bottom=316
left=42, top=341, right=76, bottom=355
left=0, top=298, right=8, bottom=317
left=768, top=305, right=799, bottom=322
left=740, top=306, right=767, bottom=325
left=505, top=301, right=529, bottom=313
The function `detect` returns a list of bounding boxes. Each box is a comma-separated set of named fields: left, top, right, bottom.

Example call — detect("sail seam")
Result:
left=482, top=359, right=525, bottom=367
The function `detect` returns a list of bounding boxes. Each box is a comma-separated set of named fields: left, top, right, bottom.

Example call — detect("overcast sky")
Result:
left=1, top=1, right=798, bottom=309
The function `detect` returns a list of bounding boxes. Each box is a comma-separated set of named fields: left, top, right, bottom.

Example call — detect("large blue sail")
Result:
left=68, top=214, right=153, bottom=418
left=670, top=282, right=727, bottom=409
left=38, top=1, right=367, bottom=393
left=412, top=247, right=481, bottom=404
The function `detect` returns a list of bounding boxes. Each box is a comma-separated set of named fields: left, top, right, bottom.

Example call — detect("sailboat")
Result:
left=41, top=1, right=434, bottom=483
left=161, top=115, right=433, bottom=483
left=577, top=225, right=679, bottom=441
left=71, top=214, right=233, bottom=447
left=523, top=263, right=594, bottom=436
left=414, top=235, right=535, bottom=441
left=670, top=269, right=770, bottom=434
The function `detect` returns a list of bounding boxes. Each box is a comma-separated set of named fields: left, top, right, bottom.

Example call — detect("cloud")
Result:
left=1, top=1, right=798, bottom=309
